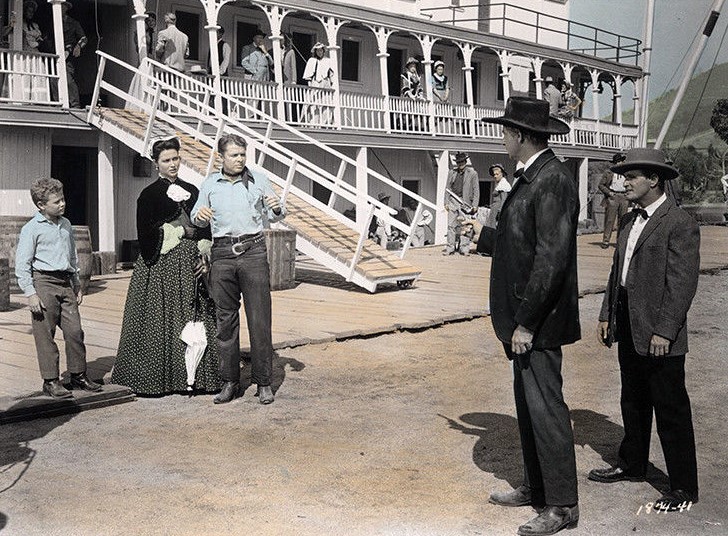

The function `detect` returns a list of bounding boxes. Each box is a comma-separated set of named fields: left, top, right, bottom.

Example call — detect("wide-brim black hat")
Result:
left=610, top=148, right=679, bottom=180
left=454, top=152, right=469, bottom=163
left=482, top=97, right=570, bottom=135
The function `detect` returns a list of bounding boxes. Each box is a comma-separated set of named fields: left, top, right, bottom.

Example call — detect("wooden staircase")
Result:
left=90, top=107, right=421, bottom=292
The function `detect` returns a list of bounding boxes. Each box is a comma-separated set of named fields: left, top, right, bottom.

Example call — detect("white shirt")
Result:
left=620, top=193, right=667, bottom=286
left=512, top=149, right=549, bottom=186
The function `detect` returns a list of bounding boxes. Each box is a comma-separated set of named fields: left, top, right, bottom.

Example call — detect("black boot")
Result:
left=42, top=379, right=73, bottom=399
left=70, top=372, right=103, bottom=392
left=213, top=381, right=241, bottom=404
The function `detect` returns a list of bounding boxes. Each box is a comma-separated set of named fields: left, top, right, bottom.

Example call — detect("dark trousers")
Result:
left=602, top=193, right=629, bottom=244
left=209, top=240, right=273, bottom=386
left=508, top=344, right=579, bottom=506
left=616, top=289, right=698, bottom=495
left=31, top=272, right=87, bottom=380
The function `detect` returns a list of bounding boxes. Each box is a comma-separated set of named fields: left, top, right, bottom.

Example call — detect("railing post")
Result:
left=399, top=202, right=424, bottom=258
left=348, top=202, right=376, bottom=282
left=281, top=159, right=297, bottom=206
left=195, top=88, right=211, bottom=139
left=141, top=84, right=162, bottom=157
left=206, top=118, right=227, bottom=177
left=257, top=121, right=274, bottom=167
left=87, top=55, right=107, bottom=123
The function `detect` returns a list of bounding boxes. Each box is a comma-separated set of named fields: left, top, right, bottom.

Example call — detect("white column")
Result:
left=12, top=0, right=24, bottom=50
left=131, top=0, right=147, bottom=63
left=531, top=57, right=544, bottom=100
left=328, top=44, right=342, bottom=128
left=97, top=133, right=116, bottom=251
left=496, top=50, right=511, bottom=102
left=590, top=69, right=601, bottom=120
left=264, top=5, right=288, bottom=121
left=614, top=75, right=623, bottom=125
left=355, top=147, right=369, bottom=229
left=49, top=0, right=69, bottom=108
left=205, top=24, right=222, bottom=114
left=578, top=157, right=589, bottom=222
left=458, top=43, right=476, bottom=138
left=367, top=25, right=393, bottom=132
left=434, top=150, right=450, bottom=245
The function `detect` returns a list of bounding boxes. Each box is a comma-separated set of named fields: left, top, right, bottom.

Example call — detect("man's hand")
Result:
left=72, top=44, right=81, bottom=57
left=76, top=289, right=84, bottom=305
left=194, top=206, right=214, bottom=223
left=193, top=256, right=209, bottom=278
left=265, top=195, right=282, bottom=215
left=511, top=324, right=534, bottom=355
left=649, top=334, right=671, bottom=357
left=597, top=321, right=609, bottom=347
left=28, top=294, right=44, bottom=315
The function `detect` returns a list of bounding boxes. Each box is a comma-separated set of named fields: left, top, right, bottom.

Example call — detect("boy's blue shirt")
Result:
left=15, top=211, right=80, bottom=297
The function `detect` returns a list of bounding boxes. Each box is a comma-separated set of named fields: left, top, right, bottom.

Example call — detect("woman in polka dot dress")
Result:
left=112, top=137, right=221, bottom=395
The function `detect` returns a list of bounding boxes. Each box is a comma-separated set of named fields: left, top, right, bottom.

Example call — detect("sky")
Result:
left=571, top=0, right=728, bottom=100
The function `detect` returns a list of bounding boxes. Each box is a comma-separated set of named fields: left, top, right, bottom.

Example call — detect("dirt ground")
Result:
left=1, top=273, right=727, bottom=536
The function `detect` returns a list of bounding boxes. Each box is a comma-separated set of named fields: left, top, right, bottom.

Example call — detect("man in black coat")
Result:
left=589, top=148, right=700, bottom=512
left=482, top=97, right=580, bottom=536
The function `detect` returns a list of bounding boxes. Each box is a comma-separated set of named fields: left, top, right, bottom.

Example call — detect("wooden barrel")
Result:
left=264, top=229, right=297, bottom=291
left=73, top=225, right=93, bottom=293
left=0, top=258, right=10, bottom=311
left=0, top=215, right=30, bottom=293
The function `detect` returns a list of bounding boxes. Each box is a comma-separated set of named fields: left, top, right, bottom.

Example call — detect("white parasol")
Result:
left=179, top=280, right=207, bottom=391
left=180, top=320, right=207, bottom=391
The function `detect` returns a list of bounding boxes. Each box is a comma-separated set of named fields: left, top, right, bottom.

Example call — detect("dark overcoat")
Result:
left=598, top=200, right=700, bottom=356
left=489, top=149, right=581, bottom=348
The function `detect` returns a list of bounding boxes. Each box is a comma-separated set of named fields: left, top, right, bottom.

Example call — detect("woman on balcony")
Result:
left=430, top=60, right=449, bottom=104
left=1, top=1, right=49, bottom=103
left=112, top=137, right=221, bottom=396
left=303, top=42, right=335, bottom=125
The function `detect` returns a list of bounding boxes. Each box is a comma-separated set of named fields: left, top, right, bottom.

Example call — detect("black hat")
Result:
left=610, top=148, right=679, bottom=180
left=482, top=97, right=570, bottom=135
left=253, top=28, right=266, bottom=37
left=454, top=152, right=469, bottom=163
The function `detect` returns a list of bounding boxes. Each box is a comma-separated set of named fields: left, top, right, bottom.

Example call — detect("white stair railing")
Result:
left=90, top=52, right=433, bottom=278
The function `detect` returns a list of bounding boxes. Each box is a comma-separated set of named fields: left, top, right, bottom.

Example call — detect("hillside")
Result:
left=622, top=61, right=728, bottom=150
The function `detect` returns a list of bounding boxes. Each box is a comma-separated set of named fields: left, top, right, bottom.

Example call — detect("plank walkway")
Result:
left=93, top=108, right=421, bottom=289
left=1, top=229, right=727, bottom=402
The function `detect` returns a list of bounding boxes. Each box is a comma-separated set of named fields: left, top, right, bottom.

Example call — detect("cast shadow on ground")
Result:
left=441, top=409, right=669, bottom=494
left=571, top=408, right=669, bottom=493
left=0, top=407, right=75, bottom=495
left=239, top=351, right=305, bottom=396
left=439, top=412, right=522, bottom=488
left=0, top=512, right=7, bottom=532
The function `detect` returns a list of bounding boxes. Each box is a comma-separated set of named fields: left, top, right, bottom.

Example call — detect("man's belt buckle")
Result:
left=231, top=241, right=252, bottom=256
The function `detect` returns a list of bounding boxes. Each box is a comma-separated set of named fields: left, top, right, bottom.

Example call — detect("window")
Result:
left=341, top=39, right=360, bottom=82
left=175, top=10, right=201, bottom=61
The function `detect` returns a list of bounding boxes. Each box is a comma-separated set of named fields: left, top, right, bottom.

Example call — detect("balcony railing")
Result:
left=0, top=49, right=61, bottom=106
left=420, top=3, right=642, bottom=65
left=155, top=74, right=638, bottom=151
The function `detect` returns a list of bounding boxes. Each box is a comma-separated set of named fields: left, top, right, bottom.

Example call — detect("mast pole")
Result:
left=638, top=0, right=655, bottom=146
left=655, top=0, right=726, bottom=149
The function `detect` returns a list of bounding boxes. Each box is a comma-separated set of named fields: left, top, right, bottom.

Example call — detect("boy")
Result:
left=15, top=178, right=102, bottom=398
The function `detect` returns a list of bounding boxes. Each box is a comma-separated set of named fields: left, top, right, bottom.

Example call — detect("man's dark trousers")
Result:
left=616, top=288, right=698, bottom=495
left=210, top=240, right=273, bottom=386
left=508, top=344, right=578, bottom=506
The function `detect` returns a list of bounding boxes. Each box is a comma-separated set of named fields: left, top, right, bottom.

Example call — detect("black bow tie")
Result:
left=632, top=207, right=649, bottom=220
left=514, top=168, right=525, bottom=179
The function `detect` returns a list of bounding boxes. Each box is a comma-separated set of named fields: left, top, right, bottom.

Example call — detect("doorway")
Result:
left=387, top=48, right=404, bottom=96
left=291, top=32, right=316, bottom=85
left=51, top=146, right=98, bottom=249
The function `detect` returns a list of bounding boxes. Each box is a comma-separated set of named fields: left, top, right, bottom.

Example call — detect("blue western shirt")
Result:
left=191, top=165, right=285, bottom=237
left=15, top=212, right=80, bottom=296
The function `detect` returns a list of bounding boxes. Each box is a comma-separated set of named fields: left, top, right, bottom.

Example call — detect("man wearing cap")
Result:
left=444, top=152, right=479, bottom=255
left=240, top=30, right=273, bottom=82
left=482, top=97, right=580, bottom=536
left=155, top=12, right=189, bottom=73
left=598, top=153, right=630, bottom=248
left=542, top=76, right=562, bottom=116
left=589, top=148, right=700, bottom=512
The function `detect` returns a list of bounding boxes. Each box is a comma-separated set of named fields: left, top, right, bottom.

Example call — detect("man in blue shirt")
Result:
left=15, top=178, right=102, bottom=398
left=192, top=134, right=285, bottom=404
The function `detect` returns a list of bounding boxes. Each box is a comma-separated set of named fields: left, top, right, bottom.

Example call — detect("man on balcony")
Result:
left=542, top=76, right=562, bottom=117
left=155, top=13, right=189, bottom=73
left=240, top=29, right=273, bottom=82
left=60, top=1, right=86, bottom=108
